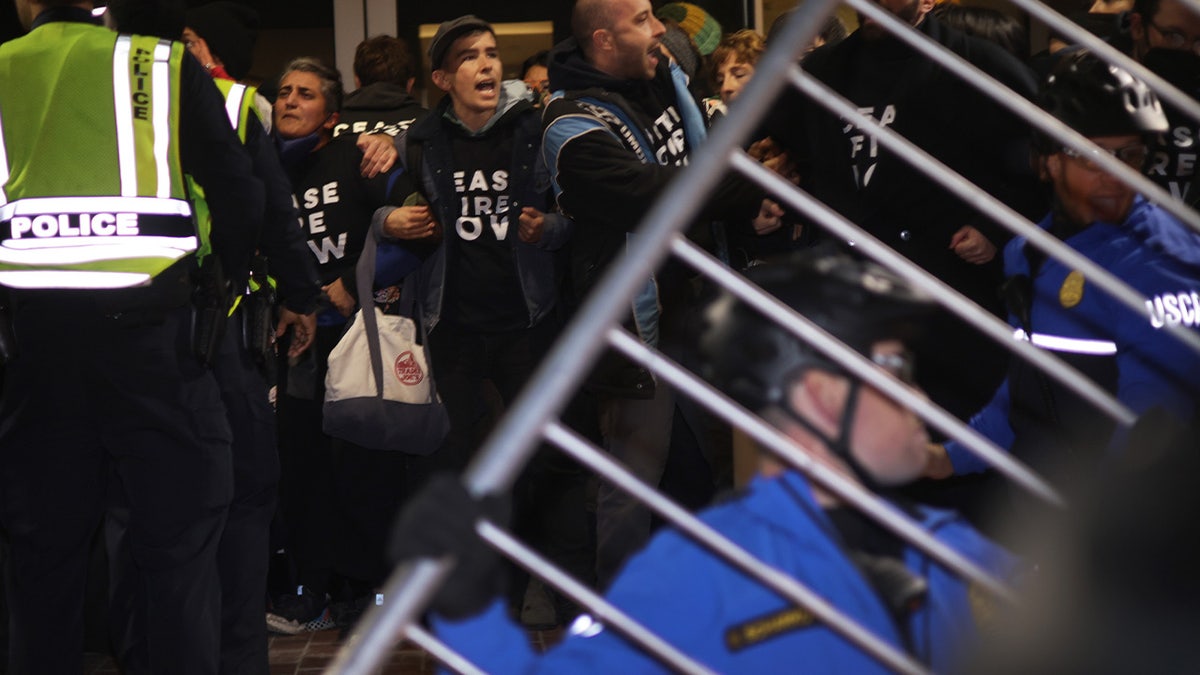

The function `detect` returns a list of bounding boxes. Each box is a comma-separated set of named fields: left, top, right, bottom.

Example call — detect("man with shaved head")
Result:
left=542, top=0, right=763, bottom=588
left=570, top=0, right=612, bottom=56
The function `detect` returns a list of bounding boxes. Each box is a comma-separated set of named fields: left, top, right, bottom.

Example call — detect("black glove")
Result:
left=387, top=473, right=511, bottom=619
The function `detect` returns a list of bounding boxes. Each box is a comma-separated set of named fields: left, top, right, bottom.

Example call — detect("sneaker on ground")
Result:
left=267, top=585, right=332, bottom=635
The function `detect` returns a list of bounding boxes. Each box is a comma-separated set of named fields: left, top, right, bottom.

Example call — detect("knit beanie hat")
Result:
left=659, top=23, right=699, bottom=79
left=185, top=1, right=260, bottom=80
left=656, top=2, right=722, bottom=55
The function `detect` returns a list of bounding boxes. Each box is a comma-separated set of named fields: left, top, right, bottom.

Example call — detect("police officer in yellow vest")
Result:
left=0, top=1, right=263, bottom=673
left=102, top=2, right=322, bottom=671
left=188, top=26, right=325, bottom=675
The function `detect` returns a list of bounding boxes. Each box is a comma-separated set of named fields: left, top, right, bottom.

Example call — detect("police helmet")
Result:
left=1037, top=49, right=1168, bottom=152
left=699, top=248, right=934, bottom=414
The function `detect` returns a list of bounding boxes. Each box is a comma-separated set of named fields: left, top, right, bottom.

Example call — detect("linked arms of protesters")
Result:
left=358, top=131, right=398, bottom=179
left=518, top=150, right=574, bottom=251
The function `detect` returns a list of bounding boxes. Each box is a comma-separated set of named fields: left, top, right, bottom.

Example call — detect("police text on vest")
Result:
left=9, top=213, right=140, bottom=238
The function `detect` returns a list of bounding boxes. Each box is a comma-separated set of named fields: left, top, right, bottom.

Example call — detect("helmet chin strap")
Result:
left=1049, top=196, right=1089, bottom=239
left=778, top=375, right=886, bottom=494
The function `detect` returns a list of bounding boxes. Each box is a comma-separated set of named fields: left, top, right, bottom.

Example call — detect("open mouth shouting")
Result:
left=475, top=78, right=498, bottom=96
left=648, top=43, right=662, bottom=67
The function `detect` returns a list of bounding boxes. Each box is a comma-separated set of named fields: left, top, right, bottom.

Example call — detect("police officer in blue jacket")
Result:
left=388, top=248, right=1017, bottom=673
left=928, top=51, right=1200, bottom=490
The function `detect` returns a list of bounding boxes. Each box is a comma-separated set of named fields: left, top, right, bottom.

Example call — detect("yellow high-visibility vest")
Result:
left=0, top=24, right=197, bottom=289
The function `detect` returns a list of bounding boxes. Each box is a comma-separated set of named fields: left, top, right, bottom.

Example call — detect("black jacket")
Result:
left=772, top=15, right=1045, bottom=292
left=544, top=39, right=761, bottom=397
left=545, top=39, right=760, bottom=306
left=398, top=85, right=569, bottom=332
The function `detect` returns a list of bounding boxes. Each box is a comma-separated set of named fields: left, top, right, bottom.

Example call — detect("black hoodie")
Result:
left=332, top=81, right=428, bottom=139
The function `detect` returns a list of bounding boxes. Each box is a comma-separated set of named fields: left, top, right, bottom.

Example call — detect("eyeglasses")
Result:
left=1149, top=20, right=1200, bottom=56
left=870, top=350, right=916, bottom=384
left=1061, top=142, right=1149, bottom=170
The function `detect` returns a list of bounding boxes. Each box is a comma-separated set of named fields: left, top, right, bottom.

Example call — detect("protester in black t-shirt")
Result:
left=268, top=56, right=436, bottom=636
left=376, top=16, right=590, bottom=627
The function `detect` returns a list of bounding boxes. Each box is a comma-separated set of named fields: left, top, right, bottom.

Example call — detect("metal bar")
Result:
left=607, top=327, right=1032, bottom=601
left=325, top=1, right=845, bottom=672
left=543, top=422, right=931, bottom=675
left=477, top=521, right=720, bottom=675
left=402, top=625, right=486, bottom=675
left=784, top=66, right=1200, bottom=357
left=731, top=152, right=1137, bottom=428
left=841, top=0, right=1200, bottom=237
left=332, top=508, right=719, bottom=675
left=661, top=246, right=1065, bottom=510
left=463, top=0, right=843, bottom=499
left=327, top=560, right=451, bottom=675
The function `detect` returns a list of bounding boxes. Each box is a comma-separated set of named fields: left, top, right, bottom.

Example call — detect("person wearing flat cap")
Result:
left=375, top=14, right=587, bottom=628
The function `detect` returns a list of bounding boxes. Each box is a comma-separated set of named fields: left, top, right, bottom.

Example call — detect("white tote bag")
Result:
left=323, top=220, right=449, bottom=453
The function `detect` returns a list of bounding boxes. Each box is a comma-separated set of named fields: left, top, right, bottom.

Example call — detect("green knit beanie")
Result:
left=656, top=2, right=722, bottom=55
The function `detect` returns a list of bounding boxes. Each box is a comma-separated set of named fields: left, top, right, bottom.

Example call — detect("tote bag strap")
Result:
left=355, top=219, right=386, bottom=398
left=396, top=250, right=438, bottom=387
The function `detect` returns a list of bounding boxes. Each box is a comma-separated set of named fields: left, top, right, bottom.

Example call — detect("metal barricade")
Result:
left=326, top=0, right=1199, bottom=670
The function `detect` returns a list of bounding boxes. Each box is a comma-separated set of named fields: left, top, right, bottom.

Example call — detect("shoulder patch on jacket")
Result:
left=724, top=607, right=817, bottom=652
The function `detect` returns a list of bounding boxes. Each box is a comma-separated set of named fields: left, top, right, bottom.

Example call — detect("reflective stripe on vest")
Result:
left=224, top=83, right=248, bottom=133
left=0, top=29, right=196, bottom=289
left=112, top=37, right=176, bottom=198
left=196, top=79, right=257, bottom=267
left=212, top=79, right=268, bottom=316
left=214, top=79, right=259, bottom=143
left=1013, top=328, right=1118, bottom=355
